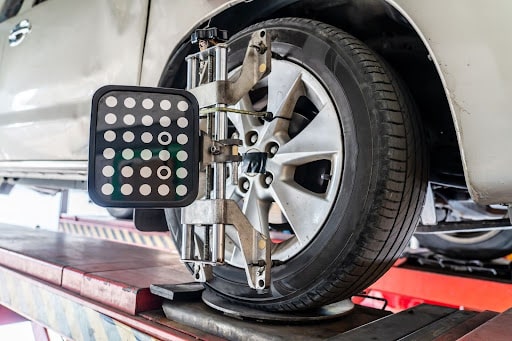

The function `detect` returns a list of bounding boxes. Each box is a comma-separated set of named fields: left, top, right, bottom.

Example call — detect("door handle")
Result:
left=9, top=19, right=31, bottom=47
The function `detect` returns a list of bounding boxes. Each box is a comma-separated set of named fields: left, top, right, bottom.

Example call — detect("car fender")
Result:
left=141, top=0, right=512, bottom=204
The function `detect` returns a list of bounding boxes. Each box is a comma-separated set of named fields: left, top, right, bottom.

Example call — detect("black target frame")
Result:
left=88, top=85, right=199, bottom=208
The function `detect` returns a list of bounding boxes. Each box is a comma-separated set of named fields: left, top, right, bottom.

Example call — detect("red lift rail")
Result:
left=368, top=258, right=512, bottom=312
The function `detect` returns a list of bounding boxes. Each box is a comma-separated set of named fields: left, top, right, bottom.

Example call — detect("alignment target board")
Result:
left=88, top=86, right=199, bottom=208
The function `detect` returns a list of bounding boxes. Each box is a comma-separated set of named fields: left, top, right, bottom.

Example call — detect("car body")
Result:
left=0, top=0, right=510, bottom=205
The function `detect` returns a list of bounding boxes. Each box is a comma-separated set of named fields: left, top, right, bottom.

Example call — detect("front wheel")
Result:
left=166, top=18, right=427, bottom=311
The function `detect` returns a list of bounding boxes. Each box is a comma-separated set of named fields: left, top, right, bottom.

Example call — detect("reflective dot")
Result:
left=160, top=99, right=171, bottom=110
left=158, top=184, right=170, bottom=196
left=103, top=148, right=115, bottom=159
left=104, top=130, right=116, bottom=142
left=140, top=166, right=152, bottom=178
left=105, top=96, right=117, bottom=107
left=141, top=132, right=153, bottom=143
left=159, top=150, right=170, bottom=161
left=121, top=166, right=133, bottom=177
left=176, top=185, right=188, bottom=196
left=177, top=101, right=189, bottom=112
left=121, top=184, right=133, bottom=195
left=158, top=132, right=172, bottom=145
left=123, top=131, right=135, bottom=143
left=105, top=113, right=117, bottom=125
left=101, top=183, right=114, bottom=195
left=177, top=117, right=188, bottom=128
left=176, top=168, right=188, bottom=179
left=141, top=115, right=153, bottom=126
left=124, top=97, right=136, bottom=108
left=142, top=98, right=154, bottom=109
left=176, top=150, right=188, bottom=161
left=122, top=148, right=134, bottom=160
left=177, top=134, right=188, bottom=145
left=139, top=184, right=151, bottom=196
left=159, top=116, right=171, bottom=127
left=123, top=114, right=135, bottom=125
left=157, top=166, right=172, bottom=180
left=102, top=166, right=114, bottom=177
left=141, top=149, right=152, bottom=160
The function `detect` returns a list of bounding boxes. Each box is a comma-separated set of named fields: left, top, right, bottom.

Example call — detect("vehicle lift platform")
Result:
left=0, top=224, right=511, bottom=340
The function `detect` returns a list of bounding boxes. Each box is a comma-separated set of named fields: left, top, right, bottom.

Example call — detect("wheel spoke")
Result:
left=226, top=227, right=244, bottom=264
left=271, top=105, right=341, bottom=166
left=226, top=180, right=240, bottom=200
left=270, top=180, right=331, bottom=245
left=262, top=67, right=305, bottom=139
left=242, top=184, right=270, bottom=236
left=229, top=244, right=243, bottom=264
left=267, top=67, right=305, bottom=118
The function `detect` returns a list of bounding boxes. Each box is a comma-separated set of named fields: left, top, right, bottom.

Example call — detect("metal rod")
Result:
left=231, top=132, right=240, bottom=186
left=181, top=224, right=194, bottom=259
left=212, top=45, right=228, bottom=263
left=205, top=114, right=213, bottom=200
left=199, top=107, right=271, bottom=118
left=186, top=57, right=196, bottom=90
left=203, top=51, right=217, bottom=260
left=184, top=57, right=198, bottom=262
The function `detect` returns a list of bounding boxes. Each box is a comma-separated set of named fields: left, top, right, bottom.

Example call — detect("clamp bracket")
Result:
left=181, top=199, right=270, bottom=290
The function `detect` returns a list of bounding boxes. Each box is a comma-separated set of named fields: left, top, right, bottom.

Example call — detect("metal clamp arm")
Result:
left=182, top=199, right=270, bottom=290
left=188, top=30, right=271, bottom=107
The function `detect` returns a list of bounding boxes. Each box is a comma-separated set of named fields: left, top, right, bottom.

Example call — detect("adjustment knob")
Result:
left=190, top=27, right=228, bottom=44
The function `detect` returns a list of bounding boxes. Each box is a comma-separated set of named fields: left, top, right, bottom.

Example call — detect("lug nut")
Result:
left=266, top=142, right=279, bottom=158
left=247, top=132, right=258, bottom=146
left=240, top=178, right=250, bottom=193
left=264, top=173, right=273, bottom=187
left=270, top=145, right=278, bottom=155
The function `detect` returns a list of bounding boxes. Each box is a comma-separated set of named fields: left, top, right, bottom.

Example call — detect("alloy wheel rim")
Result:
left=222, top=59, right=344, bottom=267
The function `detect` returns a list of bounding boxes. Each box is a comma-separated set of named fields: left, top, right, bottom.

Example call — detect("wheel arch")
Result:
left=144, top=0, right=473, bottom=200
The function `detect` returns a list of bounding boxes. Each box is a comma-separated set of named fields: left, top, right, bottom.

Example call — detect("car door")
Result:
left=0, top=0, right=148, bottom=162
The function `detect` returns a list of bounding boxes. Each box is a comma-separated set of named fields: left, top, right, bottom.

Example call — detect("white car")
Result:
left=1, top=0, right=511, bottom=311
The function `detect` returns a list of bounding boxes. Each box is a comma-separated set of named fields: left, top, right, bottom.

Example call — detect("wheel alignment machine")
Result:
left=89, top=28, right=273, bottom=293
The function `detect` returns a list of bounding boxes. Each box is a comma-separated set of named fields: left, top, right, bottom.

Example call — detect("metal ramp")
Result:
left=0, top=224, right=509, bottom=340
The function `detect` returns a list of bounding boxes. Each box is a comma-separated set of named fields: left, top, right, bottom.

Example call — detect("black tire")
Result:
left=416, top=230, right=512, bottom=260
left=106, top=207, right=134, bottom=220
left=166, top=18, right=427, bottom=311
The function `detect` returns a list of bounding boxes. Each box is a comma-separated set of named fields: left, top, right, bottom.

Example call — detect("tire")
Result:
left=416, top=230, right=512, bottom=260
left=166, top=17, right=427, bottom=311
left=106, top=207, right=134, bottom=220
